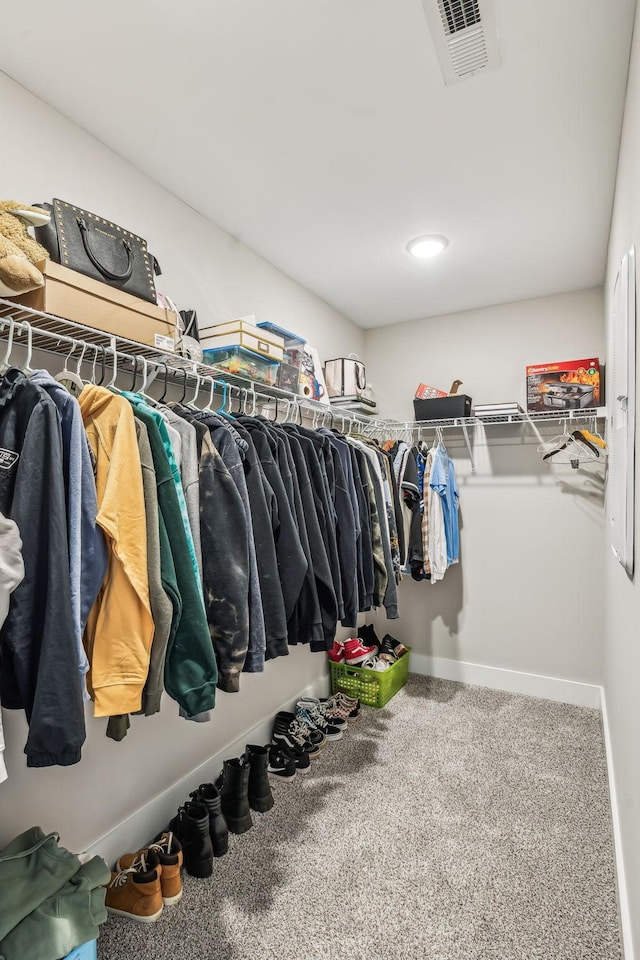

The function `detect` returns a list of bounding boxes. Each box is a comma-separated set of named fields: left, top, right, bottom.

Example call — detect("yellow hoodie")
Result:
left=79, top=386, right=153, bottom=717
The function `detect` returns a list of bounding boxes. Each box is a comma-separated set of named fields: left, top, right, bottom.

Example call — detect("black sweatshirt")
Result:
left=238, top=418, right=308, bottom=632
left=232, top=422, right=288, bottom=661
left=283, top=425, right=344, bottom=624
left=279, top=427, right=337, bottom=648
left=0, top=368, right=85, bottom=767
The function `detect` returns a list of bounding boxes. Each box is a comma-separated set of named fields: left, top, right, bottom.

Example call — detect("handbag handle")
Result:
left=77, top=216, right=134, bottom=282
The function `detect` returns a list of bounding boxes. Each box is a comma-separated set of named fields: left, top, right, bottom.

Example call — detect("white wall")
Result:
left=364, top=288, right=607, bottom=685
left=603, top=0, right=640, bottom=949
left=0, top=71, right=364, bottom=854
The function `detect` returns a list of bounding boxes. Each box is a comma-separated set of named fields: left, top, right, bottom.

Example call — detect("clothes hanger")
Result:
left=19, top=321, right=34, bottom=374
left=202, top=376, right=217, bottom=413
left=89, top=344, right=100, bottom=384
left=138, top=357, right=153, bottom=401
left=0, top=317, right=15, bottom=375
left=106, top=345, right=119, bottom=390
left=97, top=345, right=107, bottom=386
left=537, top=420, right=572, bottom=454
left=156, top=361, right=170, bottom=403
left=184, top=369, right=202, bottom=410
left=217, top=380, right=235, bottom=420
left=543, top=432, right=599, bottom=466
left=129, top=356, right=140, bottom=393
left=54, top=340, right=85, bottom=395
left=570, top=430, right=600, bottom=457
left=176, top=367, right=188, bottom=405
left=579, top=418, right=607, bottom=449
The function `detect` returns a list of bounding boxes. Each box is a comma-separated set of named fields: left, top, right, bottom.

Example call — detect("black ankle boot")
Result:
left=245, top=744, right=275, bottom=813
left=190, top=783, right=229, bottom=857
left=216, top=758, right=253, bottom=834
left=168, top=800, right=213, bottom=878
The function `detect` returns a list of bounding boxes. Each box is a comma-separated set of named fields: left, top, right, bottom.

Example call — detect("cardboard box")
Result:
left=413, top=395, right=472, bottom=420
left=526, top=358, right=601, bottom=412
left=11, top=260, right=177, bottom=351
left=200, top=319, right=285, bottom=361
left=415, top=382, right=448, bottom=400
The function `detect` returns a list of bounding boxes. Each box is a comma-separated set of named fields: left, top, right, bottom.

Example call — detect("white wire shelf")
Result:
left=0, top=298, right=363, bottom=423
left=413, top=407, right=606, bottom=428
left=0, top=298, right=607, bottom=446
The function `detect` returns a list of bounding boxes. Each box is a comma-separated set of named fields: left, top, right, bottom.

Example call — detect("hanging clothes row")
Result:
left=386, top=432, right=460, bottom=583
left=0, top=358, right=401, bottom=773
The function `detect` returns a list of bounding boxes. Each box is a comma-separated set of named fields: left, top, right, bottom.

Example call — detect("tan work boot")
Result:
left=105, top=850, right=163, bottom=922
left=116, top=832, right=183, bottom=906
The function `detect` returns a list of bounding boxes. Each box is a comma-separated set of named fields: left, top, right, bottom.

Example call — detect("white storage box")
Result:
left=200, top=319, right=284, bottom=361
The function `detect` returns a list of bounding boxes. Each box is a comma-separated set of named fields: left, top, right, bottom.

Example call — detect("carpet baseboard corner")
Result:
left=83, top=673, right=330, bottom=867
left=600, top=688, right=635, bottom=960
left=408, top=653, right=602, bottom=708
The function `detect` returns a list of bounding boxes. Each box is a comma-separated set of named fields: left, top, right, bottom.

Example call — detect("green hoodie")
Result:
left=0, top=827, right=109, bottom=958
left=129, top=404, right=217, bottom=716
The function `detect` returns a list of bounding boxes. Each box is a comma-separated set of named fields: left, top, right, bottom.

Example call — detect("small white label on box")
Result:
left=155, top=334, right=175, bottom=352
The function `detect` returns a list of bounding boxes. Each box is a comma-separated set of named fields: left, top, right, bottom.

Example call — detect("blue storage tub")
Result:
left=61, top=940, right=97, bottom=960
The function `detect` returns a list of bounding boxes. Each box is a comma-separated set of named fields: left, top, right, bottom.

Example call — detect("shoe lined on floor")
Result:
left=295, top=703, right=342, bottom=741
left=330, top=690, right=361, bottom=712
left=105, top=850, right=163, bottom=922
left=215, top=757, right=253, bottom=834
left=275, top=710, right=325, bottom=749
left=244, top=744, right=275, bottom=812
left=267, top=745, right=297, bottom=779
left=276, top=740, right=311, bottom=773
left=297, top=696, right=348, bottom=730
left=168, top=801, right=214, bottom=877
left=344, top=637, right=378, bottom=665
left=272, top=714, right=322, bottom=759
left=189, top=783, right=229, bottom=857
left=116, top=832, right=183, bottom=906
left=319, top=695, right=359, bottom=722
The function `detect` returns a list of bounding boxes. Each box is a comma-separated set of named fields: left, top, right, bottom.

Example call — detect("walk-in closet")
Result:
left=0, top=2, right=639, bottom=958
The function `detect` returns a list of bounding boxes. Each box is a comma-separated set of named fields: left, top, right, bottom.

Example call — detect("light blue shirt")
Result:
left=429, top=446, right=460, bottom=566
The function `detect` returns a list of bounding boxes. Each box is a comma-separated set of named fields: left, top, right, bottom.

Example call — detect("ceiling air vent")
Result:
left=421, top=0, right=501, bottom=86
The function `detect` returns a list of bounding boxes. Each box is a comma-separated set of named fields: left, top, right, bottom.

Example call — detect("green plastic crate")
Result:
left=330, top=649, right=410, bottom=707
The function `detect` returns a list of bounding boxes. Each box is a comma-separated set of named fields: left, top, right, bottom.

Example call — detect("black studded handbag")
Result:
left=34, top=198, right=161, bottom=304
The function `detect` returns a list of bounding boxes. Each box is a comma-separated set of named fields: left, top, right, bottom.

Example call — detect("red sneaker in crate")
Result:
left=343, top=637, right=378, bottom=665
left=328, top=639, right=345, bottom=663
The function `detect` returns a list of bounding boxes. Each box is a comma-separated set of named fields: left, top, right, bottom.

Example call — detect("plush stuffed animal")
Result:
left=0, top=201, right=51, bottom=297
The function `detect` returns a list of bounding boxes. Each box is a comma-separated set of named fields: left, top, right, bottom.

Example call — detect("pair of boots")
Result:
left=215, top=744, right=275, bottom=831
left=168, top=784, right=228, bottom=879
left=168, top=745, right=273, bottom=878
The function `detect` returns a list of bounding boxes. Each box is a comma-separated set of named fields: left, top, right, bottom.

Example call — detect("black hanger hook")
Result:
left=130, top=356, right=139, bottom=392
left=158, top=362, right=170, bottom=403
left=179, top=367, right=187, bottom=404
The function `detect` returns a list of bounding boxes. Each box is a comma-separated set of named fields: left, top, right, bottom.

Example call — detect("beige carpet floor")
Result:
left=97, top=675, right=621, bottom=960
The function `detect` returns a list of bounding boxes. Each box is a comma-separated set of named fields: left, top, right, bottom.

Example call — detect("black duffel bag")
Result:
left=35, top=198, right=161, bottom=304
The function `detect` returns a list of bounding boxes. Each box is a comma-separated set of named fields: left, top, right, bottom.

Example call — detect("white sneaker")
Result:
left=361, top=656, right=389, bottom=672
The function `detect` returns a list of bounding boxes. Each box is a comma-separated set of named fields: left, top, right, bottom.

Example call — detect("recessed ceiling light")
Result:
left=407, top=235, right=449, bottom=259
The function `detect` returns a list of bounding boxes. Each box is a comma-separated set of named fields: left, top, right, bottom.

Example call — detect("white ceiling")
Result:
left=1, top=0, right=636, bottom=328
